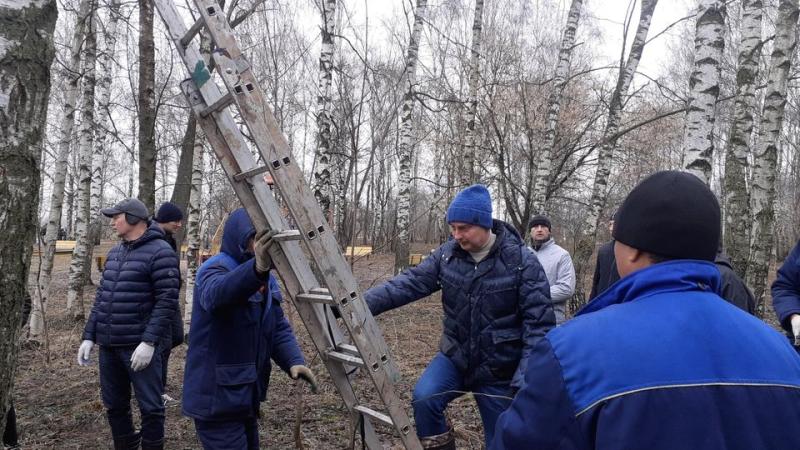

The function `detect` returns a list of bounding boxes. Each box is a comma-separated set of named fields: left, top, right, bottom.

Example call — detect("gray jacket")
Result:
left=531, top=238, right=575, bottom=324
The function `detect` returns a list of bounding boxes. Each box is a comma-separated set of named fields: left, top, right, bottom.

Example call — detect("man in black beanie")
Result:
left=491, top=170, right=800, bottom=450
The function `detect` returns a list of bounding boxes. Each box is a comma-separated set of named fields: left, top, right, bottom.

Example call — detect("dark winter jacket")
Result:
left=491, top=260, right=800, bottom=450
left=588, top=240, right=619, bottom=300
left=365, top=219, right=555, bottom=388
left=715, top=251, right=755, bottom=314
left=773, top=240, right=800, bottom=334
left=182, top=208, right=305, bottom=421
left=161, top=230, right=184, bottom=350
left=82, top=222, right=180, bottom=347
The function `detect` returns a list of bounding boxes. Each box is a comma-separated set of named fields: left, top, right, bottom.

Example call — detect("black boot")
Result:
left=420, top=427, right=456, bottom=450
left=141, top=438, right=164, bottom=450
left=113, top=432, right=140, bottom=450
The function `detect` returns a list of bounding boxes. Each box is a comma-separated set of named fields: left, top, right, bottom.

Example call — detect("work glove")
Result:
left=791, top=314, right=800, bottom=346
left=254, top=229, right=278, bottom=273
left=289, top=365, right=318, bottom=393
left=130, top=342, right=155, bottom=372
left=77, top=340, right=94, bottom=366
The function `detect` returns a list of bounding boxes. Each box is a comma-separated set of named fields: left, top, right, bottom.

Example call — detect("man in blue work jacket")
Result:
left=491, top=171, right=800, bottom=450
left=183, top=208, right=317, bottom=449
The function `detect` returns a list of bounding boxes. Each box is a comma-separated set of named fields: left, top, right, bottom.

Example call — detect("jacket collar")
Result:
left=444, top=219, right=520, bottom=262
left=123, top=221, right=164, bottom=249
left=577, top=260, right=721, bottom=316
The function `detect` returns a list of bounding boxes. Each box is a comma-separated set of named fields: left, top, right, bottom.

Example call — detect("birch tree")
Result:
left=313, top=0, right=336, bottom=223
left=746, top=0, right=799, bottom=312
left=66, top=2, right=98, bottom=321
left=138, top=0, right=157, bottom=211
left=724, top=0, right=763, bottom=278
left=682, top=0, right=727, bottom=183
left=530, top=0, right=584, bottom=214
left=183, top=132, right=204, bottom=331
left=395, top=0, right=428, bottom=273
left=31, top=0, right=93, bottom=342
left=572, top=0, right=658, bottom=305
left=461, top=0, right=485, bottom=186
left=0, top=0, right=57, bottom=430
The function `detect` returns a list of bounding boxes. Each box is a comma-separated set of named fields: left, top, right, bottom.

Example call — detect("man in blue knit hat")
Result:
left=365, top=184, right=555, bottom=449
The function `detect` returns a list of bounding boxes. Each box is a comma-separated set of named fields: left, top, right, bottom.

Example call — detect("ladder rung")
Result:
left=354, top=405, right=394, bottom=427
left=310, top=287, right=330, bottom=295
left=180, top=17, right=205, bottom=47
left=273, top=230, right=302, bottom=242
left=233, top=165, right=269, bottom=182
left=201, top=93, right=234, bottom=117
left=337, top=343, right=360, bottom=357
left=296, top=292, right=336, bottom=305
left=326, top=350, right=364, bottom=367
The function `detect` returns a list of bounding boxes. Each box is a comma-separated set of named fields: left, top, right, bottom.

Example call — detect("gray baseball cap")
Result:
left=101, top=198, right=149, bottom=220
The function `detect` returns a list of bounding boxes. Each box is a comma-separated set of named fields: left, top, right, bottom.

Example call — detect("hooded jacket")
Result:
left=491, top=260, right=800, bottom=450
left=182, top=209, right=305, bottom=421
left=83, top=221, right=180, bottom=346
left=365, top=219, right=554, bottom=388
left=773, top=240, right=800, bottom=336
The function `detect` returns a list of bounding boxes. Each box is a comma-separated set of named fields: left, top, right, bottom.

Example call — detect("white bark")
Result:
left=66, top=3, right=98, bottom=321
left=461, top=0, right=484, bottom=186
left=746, top=0, right=799, bottom=311
left=531, top=0, right=584, bottom=214
left=682, top=0, right=727, bottom=184
left=30, top=0, right=93, bottom=342
left=312, top=0, right=336, bottom=223
left=395, top=0, right=428, bottom=273
left=723, top=0, right=763, bottom=279
left=183, top=130, right=204, bottom=330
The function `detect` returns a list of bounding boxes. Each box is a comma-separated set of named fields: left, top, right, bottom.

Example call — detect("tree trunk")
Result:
left=313, top=0, right=336, bottom=224
left=746, top=0, right=799, bottom=314
left=170, top=114, right=197, bottom=251
left=0, top=0, right=57, bottom=430
left=66, top=3, right=98, bottom=321
left=461, top=0, right=484, bottom=186
left=395, top=0, right=428, bottom=273
left=572, top=0, right=658, bottom=307
left=183, top=130, right=204, bottom=331
left=30, top=0, right=93, bottom=342
left=138, top=0, right=157, bottom=212
left=724, top=0, right=763, bottom=279
left=531, top=0, right=584, bottom=215
left=682, top=0, right=727, bottom=183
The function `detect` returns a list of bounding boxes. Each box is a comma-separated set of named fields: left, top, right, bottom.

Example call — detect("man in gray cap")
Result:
left=77, top=198, right=180, bottom=450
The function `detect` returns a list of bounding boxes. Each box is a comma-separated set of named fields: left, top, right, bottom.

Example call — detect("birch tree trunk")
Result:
left=183, top=131, right=204, bottom=331
left=531, top=0, right=584, bottom=214
left=572, top=0, right=658, bottom=307
left=138, top=0, right=157, bottom=212
left=682, top=0, right=727, bottom=183
left=30, top=0, right=93, bottom=342
left=746, top=0, right=799, bottom=314
left=66, top=3, right=98, bottom=321
left=461, top=0, right=484, bottom=186
left=313, top=0, right=336, bottom=224
left=395, top=0, right=428, bottom=273
left=724, top=0, right=763, bottom=279
left=0, top=0, right=57, bottom=430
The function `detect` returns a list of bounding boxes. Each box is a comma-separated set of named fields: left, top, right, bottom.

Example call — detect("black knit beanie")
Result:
left=528, top=215, right=551, bottom=230
left=612, top=171, right=720, bottom=261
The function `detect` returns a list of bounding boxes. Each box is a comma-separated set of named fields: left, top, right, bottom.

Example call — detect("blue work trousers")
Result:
left=194, top=417, right=259, bottom=450
left=412, top=352, right=513, bottom=444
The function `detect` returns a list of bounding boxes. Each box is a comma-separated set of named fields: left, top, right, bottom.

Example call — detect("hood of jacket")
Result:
left=221, top=208, right=257, bottom=264
left=578, top=259, right=722, bottom=316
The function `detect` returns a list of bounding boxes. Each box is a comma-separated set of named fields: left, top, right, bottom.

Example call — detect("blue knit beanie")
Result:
left=446, top=184, right=493, bottom=229
left=154, top=202, right=184, bottom=223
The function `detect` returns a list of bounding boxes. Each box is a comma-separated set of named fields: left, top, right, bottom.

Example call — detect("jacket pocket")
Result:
left=211, top=363, right=257, bottom=417
left=489, top=329, right=522, bottom=380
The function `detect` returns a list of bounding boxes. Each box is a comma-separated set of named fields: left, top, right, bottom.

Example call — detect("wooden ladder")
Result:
left=151, top=0, right=422, bottom=448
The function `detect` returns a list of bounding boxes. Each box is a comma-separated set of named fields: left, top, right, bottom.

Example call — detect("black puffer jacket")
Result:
left=365, top=220, right=555, bottom=388
left=83, top=222, right=180, bottom=346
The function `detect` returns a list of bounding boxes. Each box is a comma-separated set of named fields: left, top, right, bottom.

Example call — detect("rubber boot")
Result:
left=113, top=432, right=140, bottom=450
left=420, top=427, right=456, bottom=450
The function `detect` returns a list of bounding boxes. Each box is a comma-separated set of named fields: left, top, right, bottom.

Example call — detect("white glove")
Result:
left=791, top=314, right=800, bottom=346
left=130, top=342, right=155, bottom=372
left=77, top=340, right=94, bottom=366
